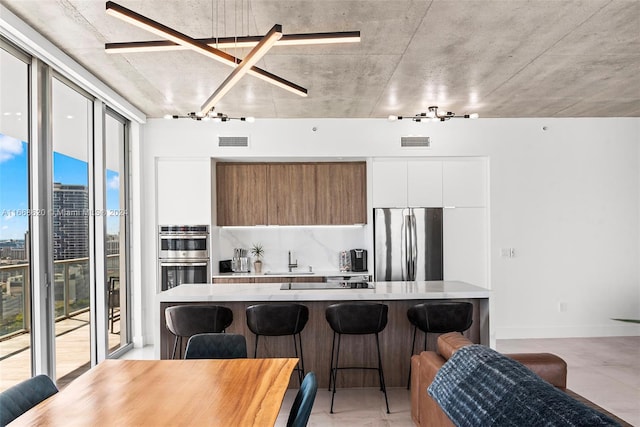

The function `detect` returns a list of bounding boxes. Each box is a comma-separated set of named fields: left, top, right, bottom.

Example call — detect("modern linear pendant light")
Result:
left=104, top=1, right=360, bottom=116
left=388, top=106, right=479, bottom=122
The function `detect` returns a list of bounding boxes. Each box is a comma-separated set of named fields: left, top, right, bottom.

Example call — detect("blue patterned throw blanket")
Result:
left=427, top=345, right=619, bottom=427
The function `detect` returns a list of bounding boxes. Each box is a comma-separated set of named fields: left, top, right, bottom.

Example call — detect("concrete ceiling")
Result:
left=2, top=0, right=639, bottom=119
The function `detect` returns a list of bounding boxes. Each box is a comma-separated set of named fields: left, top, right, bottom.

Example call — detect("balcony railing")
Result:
left=0, top=255, right=119, bottom=340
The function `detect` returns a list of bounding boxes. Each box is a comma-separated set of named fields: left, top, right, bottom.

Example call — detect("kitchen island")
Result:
left=157, top=280, right=490, bottom=388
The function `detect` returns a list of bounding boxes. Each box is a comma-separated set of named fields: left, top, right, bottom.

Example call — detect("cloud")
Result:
left=108, top=174, right=120, bottom=190
left=0, top=134, right=24, bottom=163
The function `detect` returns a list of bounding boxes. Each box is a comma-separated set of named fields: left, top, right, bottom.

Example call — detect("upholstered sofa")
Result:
left=410, top=332, right=630, bottom=426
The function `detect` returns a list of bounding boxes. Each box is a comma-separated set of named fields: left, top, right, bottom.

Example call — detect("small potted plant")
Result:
left=250, top=243, right=264, bottom=274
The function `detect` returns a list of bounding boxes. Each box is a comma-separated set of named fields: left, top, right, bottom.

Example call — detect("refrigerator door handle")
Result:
left=401, top=211, right=407, bottom=280
left=410, top=213, right=418, bottom=280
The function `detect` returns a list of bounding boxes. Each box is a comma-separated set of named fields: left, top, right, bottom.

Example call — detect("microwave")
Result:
left=159, top=234, right=209, bottom=259
left=158, top=225, right=209, bottom=260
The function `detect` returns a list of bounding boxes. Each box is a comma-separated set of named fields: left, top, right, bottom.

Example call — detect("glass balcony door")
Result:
left=0, top=41, right=31, bottom=389
left=51, top=77, right=93, bottom=385
left=104, top=111, right=129, bottom=354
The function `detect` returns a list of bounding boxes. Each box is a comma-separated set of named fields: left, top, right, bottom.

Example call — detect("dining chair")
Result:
left=184, top=333, right=247, bottom=359
left=0, top=374, right=58, bottom=427
left=286, top=372, right=318, bottom=427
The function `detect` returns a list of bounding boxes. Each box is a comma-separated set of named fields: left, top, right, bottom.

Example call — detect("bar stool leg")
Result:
left=171, top=336, right=179, bottom=360
left=375, top=333, right=390, bottom=414
left=330, top=333, right=342, bottom=414
left=292, top=333, right=304, bottom=385
left=253, top=335, right=260, bottom=358
left=328, top=332, right=336, bottom=391
left=407, top=325, right=418, bottom=389
left=296, top=333, right=305, bottom=385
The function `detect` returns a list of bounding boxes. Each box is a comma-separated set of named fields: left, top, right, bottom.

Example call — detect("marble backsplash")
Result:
left=214, top=226, right=368, bottom=273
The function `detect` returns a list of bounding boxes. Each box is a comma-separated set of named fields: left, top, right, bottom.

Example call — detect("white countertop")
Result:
left=211, top=271, right=370, bottom=278
left=158, top=280, right=490, bottom=302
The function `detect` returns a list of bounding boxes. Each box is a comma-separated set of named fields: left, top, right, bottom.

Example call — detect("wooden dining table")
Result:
left=10, top=358, right=298, bottom=426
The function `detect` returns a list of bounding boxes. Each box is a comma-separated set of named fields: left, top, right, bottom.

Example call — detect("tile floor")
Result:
left=122, top=336, right=640, bottom=426
left=497, top=336, right=640, bottom=427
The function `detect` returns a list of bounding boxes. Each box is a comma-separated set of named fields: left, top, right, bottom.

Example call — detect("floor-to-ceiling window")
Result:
left=51, top=76, right=93, bottom=384
left=0, top=33, right=133, bottom=391
left=0, top=41, right=31, bottom=390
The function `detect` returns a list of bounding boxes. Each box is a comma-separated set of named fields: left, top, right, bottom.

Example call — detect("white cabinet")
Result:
left=443, top=207, right=487, bottom=287
left=442, top=160, right=486, bottom=207
left=372, top=160, right=442, bottom=207
left=156, top=158, right=212, bottom=224
left=407, top=161, right=443, bottom=207
left=372, top=161, right=407, bottom=207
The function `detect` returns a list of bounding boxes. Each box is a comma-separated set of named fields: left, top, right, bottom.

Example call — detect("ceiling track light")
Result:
left=105, top=31, right=361, bottom=53
left=388, top=106, right=479, bottom=122
left=167, top=110, right=255, bottom=123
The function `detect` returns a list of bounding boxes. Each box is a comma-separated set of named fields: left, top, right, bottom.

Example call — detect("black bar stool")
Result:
left=165, top=305, right=233, bottom=359
left=245, top=303, right=309, bottom=385
left=325, top=302, right=390, bottom=414
left=406, top=301, right=473, bottom=388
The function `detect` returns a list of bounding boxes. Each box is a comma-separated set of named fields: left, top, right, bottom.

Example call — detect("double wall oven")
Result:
left=158, top=225, right=210, bottom=291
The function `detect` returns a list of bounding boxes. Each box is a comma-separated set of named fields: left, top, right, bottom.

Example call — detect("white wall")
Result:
left=139, top=117, right=640, bottom=344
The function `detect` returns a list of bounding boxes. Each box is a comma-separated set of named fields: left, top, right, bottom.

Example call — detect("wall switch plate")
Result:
left=500, top=248, right=515, bottom=258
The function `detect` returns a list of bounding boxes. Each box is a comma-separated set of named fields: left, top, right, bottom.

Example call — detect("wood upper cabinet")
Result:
left=216, top=163, right=268, bottom=226
left=216, top=161, right=366, bottom=226
left=316, top=162, right=366, bottom=224
left=267, top=164, right=316, bottom=225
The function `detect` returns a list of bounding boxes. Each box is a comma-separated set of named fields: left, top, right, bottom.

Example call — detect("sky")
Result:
left=0, top=132, right=120, bottom=240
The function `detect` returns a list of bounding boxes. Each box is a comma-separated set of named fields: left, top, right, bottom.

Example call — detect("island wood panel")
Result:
left=216, top=163, right=268, bottom=226
left=267, top=163, right=316, bottom=225
left=315, top=162, right=366, bottom=224
left=160, top=298, right=484, bottom=388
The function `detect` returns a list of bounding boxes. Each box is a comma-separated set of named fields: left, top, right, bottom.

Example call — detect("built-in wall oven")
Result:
left=158, top=225, right=210, bottom=291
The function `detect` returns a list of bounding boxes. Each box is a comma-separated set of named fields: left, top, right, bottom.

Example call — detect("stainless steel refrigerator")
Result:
left=374, top=208, right=443, bottom=281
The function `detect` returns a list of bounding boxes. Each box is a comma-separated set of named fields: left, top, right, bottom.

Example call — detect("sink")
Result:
left=263, top=271, right=316, bottom=275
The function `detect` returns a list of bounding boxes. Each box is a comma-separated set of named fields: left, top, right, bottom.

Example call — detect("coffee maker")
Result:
left=350, top=249, right=367, bottom=272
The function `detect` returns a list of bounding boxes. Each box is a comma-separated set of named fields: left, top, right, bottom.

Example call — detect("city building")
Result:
left=52, top=183, right=88, bottom=261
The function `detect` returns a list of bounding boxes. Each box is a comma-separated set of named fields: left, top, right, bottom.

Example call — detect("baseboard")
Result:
left=496, top=323, right=640, bottom=339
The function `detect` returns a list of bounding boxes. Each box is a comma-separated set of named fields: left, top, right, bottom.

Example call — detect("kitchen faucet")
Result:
left=288, top=251, right=298, bottom=272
